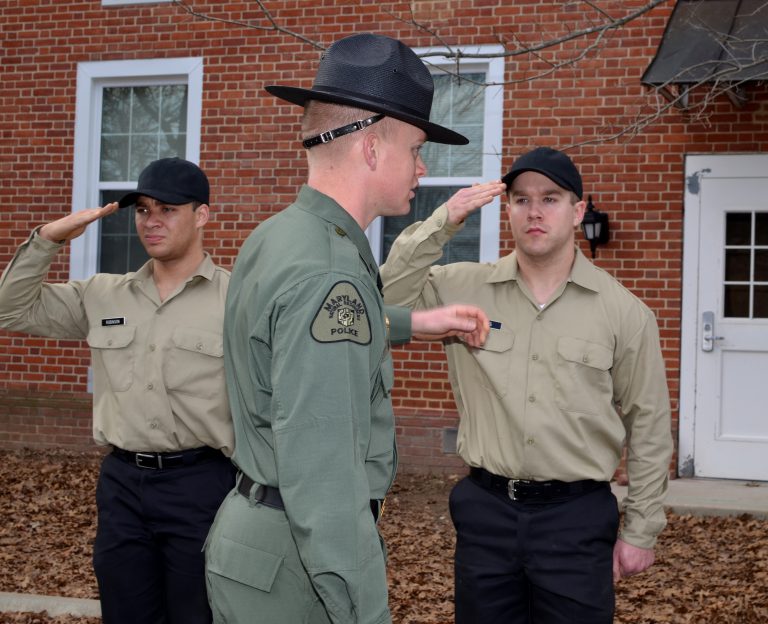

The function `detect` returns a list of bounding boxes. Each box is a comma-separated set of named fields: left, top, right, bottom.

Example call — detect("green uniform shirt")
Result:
left=225, top=185, right=408, bottom=623
left=381, top=203, right=673, bottom=549
left=0, top=229, right=233, bottom=455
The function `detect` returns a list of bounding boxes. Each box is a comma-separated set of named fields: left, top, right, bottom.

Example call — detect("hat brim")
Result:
left=118, top=189, right=205, bottom=208
left=266, top=85, right=469, bottom=146
left=501, top=167, right=583, bottom=200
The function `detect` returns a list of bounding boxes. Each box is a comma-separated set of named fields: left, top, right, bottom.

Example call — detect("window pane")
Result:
left=99, top=235, right=129, bottom=275
left=161, top=85, right=188, bottom=134
left=754, top=286, right=768, bottom=318
left=100, top=202, right=130, bottom=235
left=131, top=87, right=160, bottom=133
left=755, top=250, right=768, bottom=281
left=382, top=186, right=479, bottom=265
left=757, top=213, right=768, bottom=245
left=725, top=249, right=750, bottom=281
left=101, top=87, right=130, bottom=134
left=130, top=135, right=160, bottom=179
left=724, top=284, right=750, bottom=318
left=98, top=190, right=150, bottom=274
left=160, top=132, right=186, bottom=158
left=725, top=212, right=751, bottom=245
left=100, top=84, right=188, bottom=183
left=99, top=134, right=130, bottom=181
left=422, top=72, right=485, bottom=177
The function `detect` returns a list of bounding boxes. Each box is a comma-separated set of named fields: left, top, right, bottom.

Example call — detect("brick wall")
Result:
left=2, top=0, right=766, bottom=475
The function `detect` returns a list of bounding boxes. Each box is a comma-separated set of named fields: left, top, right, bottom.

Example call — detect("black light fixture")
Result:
left=580, top=195, right=609, bottom=258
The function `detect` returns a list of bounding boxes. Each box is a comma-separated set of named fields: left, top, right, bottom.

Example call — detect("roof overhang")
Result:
left=642, top=0, right=768, bottom=108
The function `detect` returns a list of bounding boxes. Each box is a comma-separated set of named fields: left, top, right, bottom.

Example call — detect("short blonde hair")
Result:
left=301, top=101, right=395, bottom=155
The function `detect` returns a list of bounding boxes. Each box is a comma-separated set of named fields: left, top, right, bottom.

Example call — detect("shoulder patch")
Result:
left=311, top=281, right=371, bottom=345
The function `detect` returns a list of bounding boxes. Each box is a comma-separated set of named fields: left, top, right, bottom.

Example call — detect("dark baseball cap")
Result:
left=118, top=157, right=210, bottom=208
left=501, top=147, right=583, bottom=200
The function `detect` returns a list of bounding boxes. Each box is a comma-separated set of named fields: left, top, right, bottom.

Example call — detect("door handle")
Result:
left=702, top=311, right=724, bottom=352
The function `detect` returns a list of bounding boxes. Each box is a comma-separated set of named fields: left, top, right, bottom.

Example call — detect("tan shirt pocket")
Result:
left=164, top=327, right=225, bottom=399
left=87, top=325, right=136, bottom=392
left=555, top=336, right=613, bottom=415
left=473, top=328, right=515, bottom=398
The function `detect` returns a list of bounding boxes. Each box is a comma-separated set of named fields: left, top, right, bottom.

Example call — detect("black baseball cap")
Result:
left=118, top=157, right=210, bottom=208
left=501, top=147, right=583, bottom=200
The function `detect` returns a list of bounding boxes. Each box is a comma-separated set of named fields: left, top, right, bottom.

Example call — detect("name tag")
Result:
left=101, top=317, right=125, bottom=327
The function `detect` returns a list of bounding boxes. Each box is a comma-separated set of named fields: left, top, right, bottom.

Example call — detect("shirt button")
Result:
left=528, top=394, right=536, bottom=402
left=150, top=422, right=158, bottom=429
left=436, top=218, right=443, bottom=227
left=536, top=314, right=542, bottom=321
left=196, top=343, right=203, bottom=351
left=147, top=383, right=154, bottom=390
left=527, top=438, right=535, bottom=445
left=149, top=344, right=156, bottom=351
left=107, top=339, right=113, bottom=346
left=582, top=355, right=589, bottom=363
left=531, top=354, right=539, bottom=361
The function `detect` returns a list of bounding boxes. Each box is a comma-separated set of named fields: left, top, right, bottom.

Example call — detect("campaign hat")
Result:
left=266, top=33, right=468, bottom=145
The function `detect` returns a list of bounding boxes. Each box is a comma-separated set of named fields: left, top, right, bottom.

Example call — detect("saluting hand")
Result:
left=39, top=202, right=120, bottom=243
left=411, top=304, right=490, bottom=348
left=446, top=180, right=506, bottom=225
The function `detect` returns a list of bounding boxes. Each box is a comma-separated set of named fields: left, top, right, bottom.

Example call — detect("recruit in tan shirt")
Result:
left=0, top=230, right=233, bottom=455
left=381, top=203, right=673, bottom=549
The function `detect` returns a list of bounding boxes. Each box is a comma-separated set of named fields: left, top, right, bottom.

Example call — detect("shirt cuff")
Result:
left=385, top=305, right=411, bottom=345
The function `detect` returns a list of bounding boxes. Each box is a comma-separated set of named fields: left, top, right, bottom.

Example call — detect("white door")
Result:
left=682, top=154, right=768, bottom=480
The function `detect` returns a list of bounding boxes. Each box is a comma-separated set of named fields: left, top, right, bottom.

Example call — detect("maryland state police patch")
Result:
left=311, top=281, right=371, bottom=345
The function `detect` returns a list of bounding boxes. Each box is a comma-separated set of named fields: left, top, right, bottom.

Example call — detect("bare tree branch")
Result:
left=170, top=0, right=768, bottom=149
left=171, top=0, right=325, bottom=50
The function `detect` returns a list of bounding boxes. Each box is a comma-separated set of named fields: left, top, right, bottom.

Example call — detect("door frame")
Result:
left=680, top=153, right=768, bottom=478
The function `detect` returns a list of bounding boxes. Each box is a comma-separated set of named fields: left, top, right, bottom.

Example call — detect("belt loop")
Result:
left=239, top=473, right=259, bottom=507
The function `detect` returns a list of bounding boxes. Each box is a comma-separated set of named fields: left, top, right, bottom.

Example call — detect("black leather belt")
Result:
left=237, top=473, right=384, bottom=522
left=237, top=473, right=285, bottom=510
left=469, top=467, right=605, bottom=502
left=111, top=446, right=222, bottom=470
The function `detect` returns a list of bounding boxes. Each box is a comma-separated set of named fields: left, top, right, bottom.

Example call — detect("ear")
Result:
left=573, top=199, right=586, bottom=227
left=195, top=204, right=210, bottom=228
left=504, top=193, right=513, bottom=220
left=362, top=132, right=379, bottom=171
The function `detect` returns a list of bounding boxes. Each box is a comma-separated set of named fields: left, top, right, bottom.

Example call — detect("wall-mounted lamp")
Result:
left=580, top=195, right=609, bottom=258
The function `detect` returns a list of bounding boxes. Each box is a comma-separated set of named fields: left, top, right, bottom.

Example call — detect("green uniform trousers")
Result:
left=205, top=488, right=333, bottom=623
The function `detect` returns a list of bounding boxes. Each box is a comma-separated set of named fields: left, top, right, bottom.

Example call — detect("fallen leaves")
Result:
left=1, top=450, right=767, bottom=623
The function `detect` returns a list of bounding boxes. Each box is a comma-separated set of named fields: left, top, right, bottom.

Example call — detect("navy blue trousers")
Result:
left=450, top=476, right=619, bottom=624
left=93, top=452, right=235, bottom=624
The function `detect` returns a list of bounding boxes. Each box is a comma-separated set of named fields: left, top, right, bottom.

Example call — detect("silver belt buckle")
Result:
left=507, top=479, right=520, bottom=501
left=135, top=452, right=160, bottom=469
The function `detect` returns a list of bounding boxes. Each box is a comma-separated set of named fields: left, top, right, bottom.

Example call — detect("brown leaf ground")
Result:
left=1, top=449, right=766, bottom=623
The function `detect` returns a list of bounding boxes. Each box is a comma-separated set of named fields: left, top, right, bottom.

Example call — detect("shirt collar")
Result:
left=486, top=247, right=601, bottom=293
left=296, top=184, right=379, bottom=278
left=128, top=252, right=216, bottom=284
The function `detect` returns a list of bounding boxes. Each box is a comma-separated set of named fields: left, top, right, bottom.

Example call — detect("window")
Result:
left=723, top=211, right=768, bottom=318
left=368, top=46, right=504, bottom=265
left=70, top=58, right=203, bottom=279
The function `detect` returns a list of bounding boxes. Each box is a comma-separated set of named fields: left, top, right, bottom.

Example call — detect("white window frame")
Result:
left=368, top=45, right=504, bottom=264
left=70, top=57, right=203, bottom=280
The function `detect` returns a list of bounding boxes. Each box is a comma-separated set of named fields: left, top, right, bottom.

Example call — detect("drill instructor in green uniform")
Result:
left=205, top=34, right=494, bottom=624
